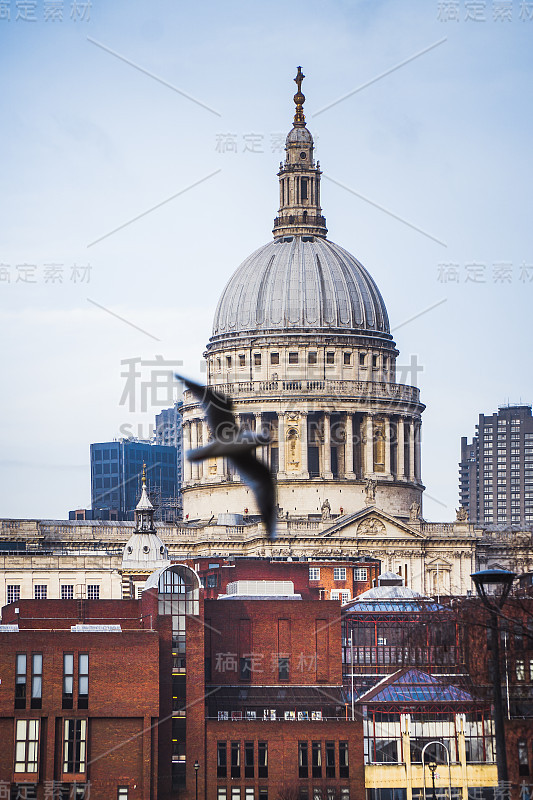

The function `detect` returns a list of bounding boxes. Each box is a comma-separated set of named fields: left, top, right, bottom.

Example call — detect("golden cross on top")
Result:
left=294, top=66, right=305, bottom=93
left=142, top=462, right=146, bottom=486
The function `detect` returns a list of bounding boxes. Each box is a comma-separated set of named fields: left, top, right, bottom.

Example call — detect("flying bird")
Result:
left=176, top=375, right=277, bottom=539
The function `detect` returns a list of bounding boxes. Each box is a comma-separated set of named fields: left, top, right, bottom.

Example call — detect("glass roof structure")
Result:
left=360, top=669, right=475, bottom=705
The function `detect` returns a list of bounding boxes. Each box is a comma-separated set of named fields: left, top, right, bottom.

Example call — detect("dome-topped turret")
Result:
left=212, top=236, right=390, bottom=339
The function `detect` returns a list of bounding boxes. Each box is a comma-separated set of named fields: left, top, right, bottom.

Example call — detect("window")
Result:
left=63, top=653, right=74, bottom=709
left=298, top=742, right=308, bottom=778
left=226, top=356, right=232, bottom=368
left=217, top=742, right=227, bottom=778
left=31, top=654, right=42, bottom=710
left=308, top=352, right=317, bottom=365
left=359, top=353, right=366, bottom=366
left=34, top=585, right=47, bottom=600
left=518, top=740, right=530, bottom=776
left=63, top=719, right=87, bottom=773
left=78, top=654, right=89, bottom=709
left=14, top=719, right=39, bottom=773
left=259, top=791, right=268, bottom=800
left=334, top=567, right=346, bottom=581
left=288, top=352, right=299, bottom=364
left=15, top=653, right=26, bottom=709
left=339, top=742, right=349, bottom=777
left=258, top=742, right=268, bottom=778
left=372, top=355, right=378, bottom=368
left=354, top=568, right=368, bottom=582
left=326, top=741, right=335, bottom=778
left=326, top=351, right=335, bottom=365
left=301, top=178, right=308, bottom=200
left=343, top=352, right=351, bottom=365
left=254, top=353, right=261, bottom=367
left=270, top=352, right=279, bottom=365
left=309, top=567, right=320, bottom=581
left=61, top=585, right=74, bottom=600
left=278, top=656, right=290, bottom=681
left=340, top=591, right=351, bottom=604
left=238, top=354, right=245, bottom=367
left=245, top=741, right=254, bottom=778
left=7, top=585, right=20, bottom=604
left=516, top=659, right=525, bottom=681
left=118, top=790, right=129, bottom=800
left=312, top=741, right=322, bottom=778
left=87, top=585, right=100, bottom=600
left=231, top=790, right=241, bottom=800
left=217, top=791, right=227, bottom=800
left=231, top=741, right=240, bottom=778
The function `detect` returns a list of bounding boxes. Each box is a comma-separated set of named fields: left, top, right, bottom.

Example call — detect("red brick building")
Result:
left=0, top=564, right=364, bottom=800
left=190, top=556, right=379, bottom=603
left=460, top=595, right=533, bottom=796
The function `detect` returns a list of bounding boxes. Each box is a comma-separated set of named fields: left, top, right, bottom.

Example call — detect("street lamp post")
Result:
left=471, top=568, right=516, bottom=785
left=194, top=759, right=199, bottom=800
left=427, top=759, right=438, bottom=800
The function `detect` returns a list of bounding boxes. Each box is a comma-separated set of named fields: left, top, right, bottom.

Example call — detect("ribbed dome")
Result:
left=212, top=236, right=390, bottom=338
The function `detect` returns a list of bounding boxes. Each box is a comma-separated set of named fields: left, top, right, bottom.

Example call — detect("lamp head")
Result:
left=471, top=569, right=516, bottom=610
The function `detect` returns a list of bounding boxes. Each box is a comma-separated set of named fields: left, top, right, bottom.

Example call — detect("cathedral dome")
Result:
left=212, top=236, right=390, bottom=340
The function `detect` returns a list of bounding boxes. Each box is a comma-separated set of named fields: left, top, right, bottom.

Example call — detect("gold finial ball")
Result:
left=294, top=92, right=305, bottom=105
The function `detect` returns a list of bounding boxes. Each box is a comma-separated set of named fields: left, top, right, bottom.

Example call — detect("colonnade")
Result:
left=182, top=409, right=422, bottom=486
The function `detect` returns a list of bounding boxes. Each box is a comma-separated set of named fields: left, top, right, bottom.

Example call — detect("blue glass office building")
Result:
left=90, top=439, right=179, bottom=521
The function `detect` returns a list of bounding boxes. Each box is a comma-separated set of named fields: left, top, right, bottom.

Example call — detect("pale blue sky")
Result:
left=1, top=0, right=532, bottom=519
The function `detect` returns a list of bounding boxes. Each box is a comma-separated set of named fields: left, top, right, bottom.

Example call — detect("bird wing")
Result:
left=176, top=374, right=236, bottom=438
left=231, top=452, right=277, bottom=540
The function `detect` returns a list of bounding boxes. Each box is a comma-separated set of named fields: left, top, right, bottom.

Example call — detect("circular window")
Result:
left=300, top=151, right=307, bottom=159
left=142, top=545, right=150, bottom=554
left=160, top=545, right=165, bottom=555
left=126, top=546, right=133, bottom=554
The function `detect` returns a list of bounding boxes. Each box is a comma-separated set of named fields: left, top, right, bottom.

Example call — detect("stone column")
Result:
left=408, top=420, right=416, bottom=481
left=397, top=416, right=405, bottom=479
left=182, top=421, right=192, bottom=483
left=323, top=412, right=333, bottom=479
left=364, top=413, right=374, bottom=475
left=300, top=411, right=309, bottom=478
left=232, top=413, right=241, bottom=481
left=384, top=416, right=391, bottom=476
left=201, top=419, right=210, bottom=481
left=278, top=412, right=286, bottom=475
left=415, top=420, right=422, bottom=482
left=344, top=412, right=355, bottom=478
left=190, top=420, right=199, bottom=481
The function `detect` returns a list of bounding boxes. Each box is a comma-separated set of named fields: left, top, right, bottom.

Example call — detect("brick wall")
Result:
left=205, top=599, right=341, bottom=686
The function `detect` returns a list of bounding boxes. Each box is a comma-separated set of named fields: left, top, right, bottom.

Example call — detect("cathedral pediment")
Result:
left=319, top=507, right=425, bottom=540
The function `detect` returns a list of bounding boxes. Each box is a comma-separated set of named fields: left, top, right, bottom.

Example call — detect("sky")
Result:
left=0, top=0, right=532, bottom=521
